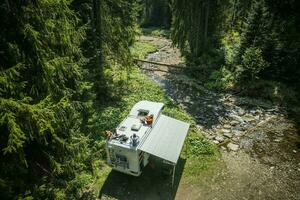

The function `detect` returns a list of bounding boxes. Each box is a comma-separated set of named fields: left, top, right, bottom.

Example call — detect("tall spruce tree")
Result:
left=0, top=0, right=140, bottom=199
left=171, top=0, right=219, bottom=63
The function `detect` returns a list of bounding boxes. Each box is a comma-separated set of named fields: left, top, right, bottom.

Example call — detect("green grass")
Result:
left=205, top=66, right=235, bottom=91
left=87, top=64, right=219, bottom=196
left=130, top=41, right=158, bottom=59
left=141, top=27, right=170, bottom=38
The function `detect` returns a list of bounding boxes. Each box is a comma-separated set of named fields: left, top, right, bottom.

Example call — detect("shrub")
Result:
left=221, top=30, right=241, bottom=66
left=187, top=136, right=217, bottom=156
left=205, top=66, right=235, bottom=90
left=237, top=46, right=269, bottom=82
left=130, top=41, right=158, bottom=59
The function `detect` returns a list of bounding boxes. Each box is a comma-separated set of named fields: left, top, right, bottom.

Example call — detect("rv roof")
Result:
left=108, top=101, right=164, bottom=149
left=129, top=100, right=164, bottom=119
left=107, top=100, right=190, bottom=164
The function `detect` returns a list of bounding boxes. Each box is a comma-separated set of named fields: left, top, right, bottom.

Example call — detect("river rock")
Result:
left=224, top=132, right=233, bottom=138
left=229, top=113, right=245, bottom=123
left=230, top=120, right=240, bottom=126
left=220, top=146, right=226, bottom=151
left=222, top=128, right=231, bottom=133
left=227, top=143, right=239, bottom=151
left=274, top=138, right=283, bottom=142
left=238, top=108, right=245, bottom=116
left=223, top=124, right=232, bottom=129
left=215, top=135, right=224, bottom=142
left=293, top=150, right=297, bottom=154
left=232, top=129, right=242, bottom=136
left=207, top=135, right=215, bottom=140
left=243, top=114, right=256, bottom=122
left=213, top=140, right=220, bottom=144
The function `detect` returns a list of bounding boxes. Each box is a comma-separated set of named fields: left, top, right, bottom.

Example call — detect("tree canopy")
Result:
left=0, top=0, right=139, bottom=198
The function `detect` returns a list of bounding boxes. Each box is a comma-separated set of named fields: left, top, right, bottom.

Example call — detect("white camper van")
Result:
left=106, top=100, right=190, bottom=177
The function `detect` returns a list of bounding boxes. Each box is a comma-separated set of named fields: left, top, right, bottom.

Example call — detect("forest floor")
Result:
left=138, top=35, right=300, bottom=200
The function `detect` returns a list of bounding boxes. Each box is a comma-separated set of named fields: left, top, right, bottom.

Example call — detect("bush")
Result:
left=236, top=46, right=269, bottom=82
left=141, top=27, right=170, bottom=38
left=221, top=30, right=241, bottom=66
left=187, top=136, right=217, bottom=156
left=205, top=66, right=235, bottom=90
left=130, top=41, right=158, bottom=59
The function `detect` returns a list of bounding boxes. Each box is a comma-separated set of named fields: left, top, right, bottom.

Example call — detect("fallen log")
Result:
left=134, top=59, right=185, bottom=69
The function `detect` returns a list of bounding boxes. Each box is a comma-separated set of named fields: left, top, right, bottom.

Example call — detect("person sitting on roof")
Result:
left=142, top=114, right=154, bottom=126
left=105, top=130, right=113, bottom=139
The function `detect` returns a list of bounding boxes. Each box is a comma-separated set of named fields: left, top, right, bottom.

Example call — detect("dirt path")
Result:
left=139, top=35, right=300, bottom=200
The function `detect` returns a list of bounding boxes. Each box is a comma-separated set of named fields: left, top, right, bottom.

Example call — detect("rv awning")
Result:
left=138, top=115, right=190, bottom=164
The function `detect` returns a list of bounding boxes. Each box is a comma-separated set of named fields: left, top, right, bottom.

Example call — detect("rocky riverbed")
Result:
left=139, top=35, right=300, bottom=200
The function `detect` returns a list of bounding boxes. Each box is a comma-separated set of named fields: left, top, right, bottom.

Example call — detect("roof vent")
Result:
left=131, top=134, right=139, bottom=146
left=138, top=109, right=149, bottom=117
left=119, top=126, right=126, bottom=131
left=131, top=123, right=141, bottom=131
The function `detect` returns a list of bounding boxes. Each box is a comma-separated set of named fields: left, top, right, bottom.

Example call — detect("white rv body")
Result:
left=105, top=100, right=190, bottom=176
left=106, top=101, right=163, bottom=176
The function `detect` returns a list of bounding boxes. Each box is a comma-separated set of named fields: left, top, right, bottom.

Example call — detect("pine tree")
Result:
left=0, top=0, right=140, bottom=198
left=170, top=0, right=219, bottom=64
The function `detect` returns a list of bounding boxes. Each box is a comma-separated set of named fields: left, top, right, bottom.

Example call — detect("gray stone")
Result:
left=293, top=150, right=297, bottom=154
left=222, top=128, right=231, bottom=133
left=223, top=124, right=232, bottom=129
left=227, top=143, right=239, bottom=151
left=220, top=146, right=226, bottom=151
left=224, top=132, right=233, bottom=138
left=230, top=120, right=240, bottom=126
left=215, top=135, right=224, bottom=142
left=207, top=135, right=215, bottom=140
left=229, top=114, right=245, bottom=123
left=243, top=114, right=256, bottom=122
left=213, top=140, right=220, bottom=144
left=238, top=108, right=245, bottom=116
left=274, top=138, right=283, bottom=142
left=232, top=129, right=242, bottom=136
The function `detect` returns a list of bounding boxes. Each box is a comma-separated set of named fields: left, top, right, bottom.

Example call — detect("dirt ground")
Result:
left=99, top=36, right=300, bottom=200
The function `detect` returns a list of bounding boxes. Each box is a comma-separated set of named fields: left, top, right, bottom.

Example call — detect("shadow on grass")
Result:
left=99, top=157, right=186, bottom=200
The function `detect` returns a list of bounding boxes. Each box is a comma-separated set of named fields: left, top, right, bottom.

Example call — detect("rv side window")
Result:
left=138, top=109, right=149, bottom=117
left=116, top=154, right=127, bottom=162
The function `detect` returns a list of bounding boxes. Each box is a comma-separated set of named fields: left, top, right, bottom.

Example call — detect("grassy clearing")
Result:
left=85, top=39, right=219, bottom=197
left=88, top=65, right=219, bottom=195
left=141, top=27, right=170, bottom=38
left=130, top=40, right=158, bottom=59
